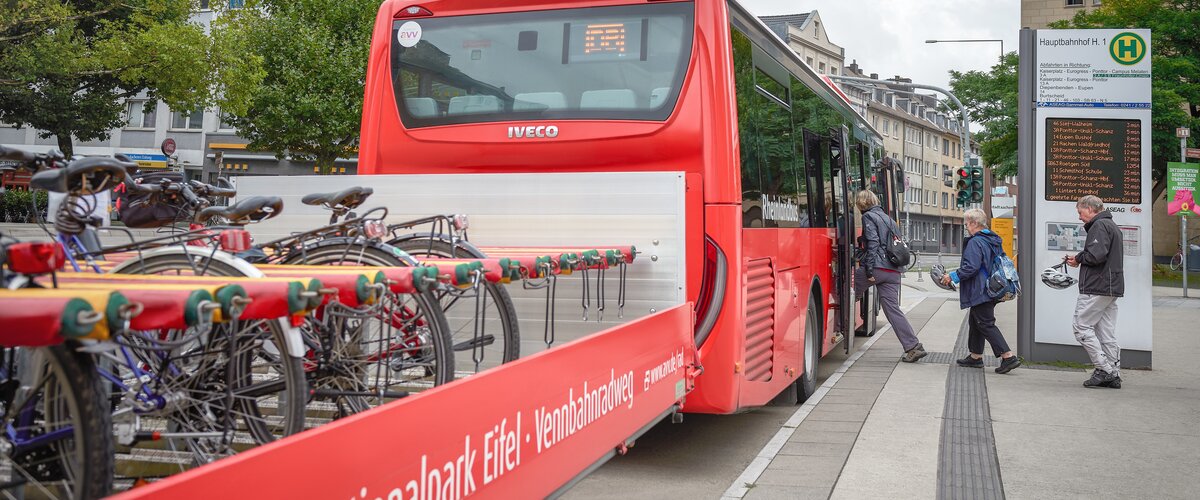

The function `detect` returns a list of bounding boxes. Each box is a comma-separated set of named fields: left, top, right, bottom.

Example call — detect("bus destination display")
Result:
left=567, top=20, right=645, bottom=62
left=1045, top=118, right=1141, bottom=204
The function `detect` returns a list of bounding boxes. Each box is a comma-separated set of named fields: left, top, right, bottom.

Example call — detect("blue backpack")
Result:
left=985, top=251, right=1021, bottom=302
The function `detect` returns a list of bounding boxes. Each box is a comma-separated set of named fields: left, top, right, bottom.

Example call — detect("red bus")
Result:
left=359, top=0, right=891, bottom=414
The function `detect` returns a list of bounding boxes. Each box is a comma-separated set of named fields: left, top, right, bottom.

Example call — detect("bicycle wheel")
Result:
left=1170, top=252, right=1183, bottom=271
left=391, top=238, right=520, bottom=373
left=1, top=344, right=113, bottom=499
left=281, top=241, right=454, bottom=415
left=111, top=253, right=306, bottom=445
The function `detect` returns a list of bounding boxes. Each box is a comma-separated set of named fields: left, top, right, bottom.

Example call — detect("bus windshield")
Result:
left=391, top=3, right=695, bottom=128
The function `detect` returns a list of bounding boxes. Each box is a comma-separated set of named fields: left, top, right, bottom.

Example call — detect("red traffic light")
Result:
left=957, top=167, right=969, bottom=178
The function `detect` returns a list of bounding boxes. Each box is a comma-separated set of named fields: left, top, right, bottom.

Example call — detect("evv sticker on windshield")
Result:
left=396, top=21, right=422, bottom=47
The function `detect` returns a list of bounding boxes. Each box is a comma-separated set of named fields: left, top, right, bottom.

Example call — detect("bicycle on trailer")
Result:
left=114, top=179, right=457, bottom=416
left=0, top=147, right=307, bottom=478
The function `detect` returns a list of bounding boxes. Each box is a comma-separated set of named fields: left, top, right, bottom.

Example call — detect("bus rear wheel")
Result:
left=770, top=298, right=820, bottom=405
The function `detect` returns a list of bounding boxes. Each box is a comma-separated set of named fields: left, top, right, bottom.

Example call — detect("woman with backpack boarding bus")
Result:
left=854, top=190, right=926, bottom=363
left=939, top=208, right=1021, bottom=374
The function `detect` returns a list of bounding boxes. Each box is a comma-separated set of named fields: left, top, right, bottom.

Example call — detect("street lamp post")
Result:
left=925, top=39, right=1005, bottom=60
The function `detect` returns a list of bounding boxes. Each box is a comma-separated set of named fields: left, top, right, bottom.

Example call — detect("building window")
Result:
left=830, top=67, right=837, bottom=75
left=942, top=192, right=949, bottom=208
left=893, top=122, right=899, bottom=137
left=806, top=56, right=814, bottom=67
left=216, top=110, right=236, bottom=131
left=818, top=62, right=826, bottom=74
left=943, top=138, right=950, bottom=154
left=1066, top=0, right=1083, bottom=5
left=813, top=21, right=819, bottom=39
left=171, top=109, right=204, bottom=130
left=125, top=100, right=157, bottom=129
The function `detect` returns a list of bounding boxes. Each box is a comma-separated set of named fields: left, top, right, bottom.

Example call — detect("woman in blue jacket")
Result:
left=940, top=209, right=1020, bottom=373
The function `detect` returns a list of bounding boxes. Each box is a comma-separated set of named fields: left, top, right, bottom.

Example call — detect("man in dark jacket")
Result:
left=940, top=209, right=1020, bottom=373
left=1066, top=195, right=1124, bottom=388
left=854, top=190, right=924, bottom=362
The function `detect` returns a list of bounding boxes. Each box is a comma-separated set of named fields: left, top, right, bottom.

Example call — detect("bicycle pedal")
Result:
left=452, top=334, right=496, bottom=351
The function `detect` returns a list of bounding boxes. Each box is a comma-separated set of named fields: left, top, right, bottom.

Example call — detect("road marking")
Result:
left=719, top=298, right=928, bottom=499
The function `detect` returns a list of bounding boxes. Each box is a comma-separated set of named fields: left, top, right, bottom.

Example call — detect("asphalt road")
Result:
left=562, top=335, right=857, bottom=499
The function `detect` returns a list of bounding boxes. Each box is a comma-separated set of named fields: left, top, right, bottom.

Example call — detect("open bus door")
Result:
left=829, top=127, right=856, bottom=354
left=802, top=128, right=856, bottom=354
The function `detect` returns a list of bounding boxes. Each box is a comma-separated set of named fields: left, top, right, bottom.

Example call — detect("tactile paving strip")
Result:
left=936, top=315, right=1005, bottom=500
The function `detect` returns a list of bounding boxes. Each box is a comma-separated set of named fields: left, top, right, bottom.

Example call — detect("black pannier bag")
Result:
left=114, top=171, right=187, bottom=228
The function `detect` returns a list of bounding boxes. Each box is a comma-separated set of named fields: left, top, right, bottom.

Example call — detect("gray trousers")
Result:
left=855, top=268, right=919, bottom=351
left=1072, top=294, right=1121, bottom=376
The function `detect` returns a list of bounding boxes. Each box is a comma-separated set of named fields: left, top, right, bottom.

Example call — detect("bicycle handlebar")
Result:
left=125, top=177, right=238, bottom=210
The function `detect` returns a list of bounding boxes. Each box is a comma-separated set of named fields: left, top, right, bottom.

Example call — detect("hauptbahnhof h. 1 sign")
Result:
left=1019, top=28, right=1153, bottom=367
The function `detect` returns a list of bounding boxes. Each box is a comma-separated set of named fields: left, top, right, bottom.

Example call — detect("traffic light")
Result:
left=955, top=165, right=984, bottom=206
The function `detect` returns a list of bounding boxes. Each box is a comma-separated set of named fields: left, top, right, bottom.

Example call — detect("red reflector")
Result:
left=394, top=5, right=433, bottom=18
left=6, top=242, right=66, bottom=275
left=219, top=229, right=253, bottom=253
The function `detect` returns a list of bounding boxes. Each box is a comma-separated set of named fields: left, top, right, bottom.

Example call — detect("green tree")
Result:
left=0, top=1, right=259, bottom=158
left=1051, top=0, right=1200, bottom=200
left=214, top=0, right=378, bottom=174
left=948, top=52, right=1019, bottom=178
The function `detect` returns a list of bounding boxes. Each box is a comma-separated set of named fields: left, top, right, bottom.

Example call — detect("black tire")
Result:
left=769, top=298, right=821, bottom=406
left=2, top=344, right=113, bottom=499
left=390, top=238, right=521, bottom=373
left=111, top=253, right=307, bottom=444
left=798, top=299, right=820, bottom=402
left=863, top=286, right=880, bottom=337
left=281, top=241, right=455, bottom=413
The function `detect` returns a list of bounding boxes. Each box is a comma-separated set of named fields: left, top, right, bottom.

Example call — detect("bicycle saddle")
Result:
left=29, top=157, right=133, bottom=194
left=300, top=186, right=373, bottom=210
left=195, top=196, right=283, bottom=225
left=0, top=145, right=36, bottom=163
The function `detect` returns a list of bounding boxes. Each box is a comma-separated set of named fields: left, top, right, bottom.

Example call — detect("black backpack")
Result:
left=114, top=171, right=188, bottom=228
left=867, top=211, right=912, bottom=268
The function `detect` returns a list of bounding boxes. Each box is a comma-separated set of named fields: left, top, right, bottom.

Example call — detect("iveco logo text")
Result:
left=507, top=125, right=559, bottom=138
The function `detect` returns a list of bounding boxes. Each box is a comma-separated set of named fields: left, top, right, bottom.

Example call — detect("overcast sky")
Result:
left=742, top=0, right=1020, bottom=91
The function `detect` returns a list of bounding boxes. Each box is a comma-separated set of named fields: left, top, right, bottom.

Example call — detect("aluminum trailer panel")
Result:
left=233, top=171, right=689, bottom=352
left=113, top=304, right=695, bottom=499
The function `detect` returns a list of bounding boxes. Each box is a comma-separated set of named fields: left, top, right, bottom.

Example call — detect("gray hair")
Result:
left=964, top=208, right=989, bottom=229
left=1076, top=195, right=1104, bottom=212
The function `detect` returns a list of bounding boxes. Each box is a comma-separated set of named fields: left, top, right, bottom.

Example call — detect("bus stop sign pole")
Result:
left=1180, top=126, right=1190, bottom=298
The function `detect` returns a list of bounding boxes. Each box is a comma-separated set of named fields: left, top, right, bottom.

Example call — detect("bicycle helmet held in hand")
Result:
left=1041, top=262, right=1077, bottom=290
left=930, top=264, right=957, bottom=291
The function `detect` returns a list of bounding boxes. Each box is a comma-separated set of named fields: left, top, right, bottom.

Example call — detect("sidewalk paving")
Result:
left=728, top=276, right=1200, bottom=500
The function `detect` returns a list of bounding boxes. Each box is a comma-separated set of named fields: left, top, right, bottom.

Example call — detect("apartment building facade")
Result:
left=860, top=82, right=966, bottom=254
left=759, top=11, right=845, bottom=76
left=1021, top=0, right=1104, bottom=29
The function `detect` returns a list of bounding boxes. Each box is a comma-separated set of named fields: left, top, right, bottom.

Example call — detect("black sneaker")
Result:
left=995, top=356, right=1021, bottom=374
left=901, top=343, right=927, bottom=363
left=1107, top=376, right=1122, bottom=389
left=1083, top=369, right=1117, bottom=388
left=956, top=355, right=984, bottom=368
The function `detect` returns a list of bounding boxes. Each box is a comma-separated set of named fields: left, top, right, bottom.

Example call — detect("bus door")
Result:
left=802, top=128, right=855, bottom=353
left=828, top=127, right=856, bottom=354
left=853, top=143, right=869, bottom=191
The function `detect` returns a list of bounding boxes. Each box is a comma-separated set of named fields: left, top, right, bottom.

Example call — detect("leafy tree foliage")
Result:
left=1052, top=0, right=1199, bottom=200
left=948, top=53, right=1019, bottom=178
left=214, top=0, right=378, bottom=174
left=0, top=1, right=259, bottom=157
